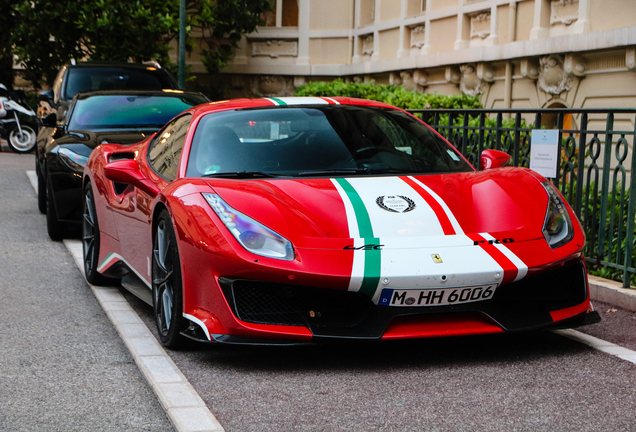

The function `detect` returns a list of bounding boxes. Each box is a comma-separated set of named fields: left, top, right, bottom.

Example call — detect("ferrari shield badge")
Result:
left=376, top=195, right=416, bottom=213
left=431, top=254, right=443, bottom=263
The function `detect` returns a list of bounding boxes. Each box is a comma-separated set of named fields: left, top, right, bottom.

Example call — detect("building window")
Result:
left=261, top=0, right=299, bottom=27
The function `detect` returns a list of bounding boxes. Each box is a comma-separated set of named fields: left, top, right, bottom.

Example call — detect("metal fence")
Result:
left=407, top=108, right=636, bottom=288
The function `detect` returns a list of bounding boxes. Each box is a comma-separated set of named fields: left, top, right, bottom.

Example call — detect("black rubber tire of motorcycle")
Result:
left=7, top=123, right=37, bottom=153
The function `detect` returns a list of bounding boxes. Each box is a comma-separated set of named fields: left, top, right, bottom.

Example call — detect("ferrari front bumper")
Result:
left=207, top=258, right=596, bottom=343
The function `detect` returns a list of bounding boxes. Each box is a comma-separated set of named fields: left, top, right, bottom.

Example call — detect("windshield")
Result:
left=68, top=95, right=205, bottom=130
left=64, top=67, right=175, bottom=100
left=186, top=105, right=472, bottom=178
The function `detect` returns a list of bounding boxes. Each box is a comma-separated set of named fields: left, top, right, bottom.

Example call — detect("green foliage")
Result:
left=0, top=0, right=14, bottom=87
left=9, top=0, right=273, bottom=90
left=295, top=78, right=482, bottom=110
left=11, top=0, right=179, bottom=87
left=11, top=1, right=86, bottom=86
left=576, top=181, right=636, bottom=286
left=75, top=0, right=180, bottom=65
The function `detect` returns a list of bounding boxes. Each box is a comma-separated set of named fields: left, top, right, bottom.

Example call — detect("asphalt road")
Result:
left=2, top=146, right=636, bottom=431
left=0, top=149, right=174, bottom=432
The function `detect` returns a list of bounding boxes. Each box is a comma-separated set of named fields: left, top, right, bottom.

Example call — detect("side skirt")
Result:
left=121, top=272, right=153, bottom=306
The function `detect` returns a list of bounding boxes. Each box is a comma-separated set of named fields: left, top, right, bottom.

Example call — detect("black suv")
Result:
left=38, top=61, right=178, bottom=123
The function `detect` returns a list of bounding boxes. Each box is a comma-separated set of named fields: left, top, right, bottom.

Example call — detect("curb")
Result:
left=553, top=329, right=636, bottom=365
left=588, top=275, right=636, bottom=313
left=64, top=240, right=225, bottom=432
left=27, top=170, right=224, bottom=431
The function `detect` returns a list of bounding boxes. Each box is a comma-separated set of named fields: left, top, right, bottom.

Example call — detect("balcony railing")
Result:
left=407, top=108, right=636, bottom=288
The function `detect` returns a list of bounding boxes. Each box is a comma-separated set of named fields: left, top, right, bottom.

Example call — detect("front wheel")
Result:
left=83, top=181, right=113, bottom=285
left=152, top=210, right=188, bottom=349
left=46, top=178, right=65, bottom=241
left=37, top=168, right=46, bottom=214
left=8, top=123, right=37, bottom=153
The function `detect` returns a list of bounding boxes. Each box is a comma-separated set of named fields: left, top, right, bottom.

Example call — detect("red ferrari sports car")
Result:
left=83, top=97, right=600, bottom=348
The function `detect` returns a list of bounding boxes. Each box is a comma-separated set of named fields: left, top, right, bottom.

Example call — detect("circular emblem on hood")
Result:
left=376, top=195, right=416, bottom=213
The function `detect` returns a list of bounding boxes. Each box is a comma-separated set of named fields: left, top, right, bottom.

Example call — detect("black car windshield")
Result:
left=64, top=67, right=176, bottom=100
left=186, top=105, right=473, bottom=178
left=68, top=95, right=206, bottom=130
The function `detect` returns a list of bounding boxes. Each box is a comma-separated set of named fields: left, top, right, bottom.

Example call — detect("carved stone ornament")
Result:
left=400, top=71, right=418, bottom=91
left=410, top=25, right=426, bottom=49
left=362, top=35, right=374, bottom=56
left=413, top=69, right=428, bottom=86
left=445, top=66, right=461, bottom=84
left=470, top=12, right=491, bottom=39
left=459, top=64, right=486, bottom=96
left=389, top=72, right=402, bottom=86
left=538, top=55, right=572, bottom=95
left=626, top=47, right=636, bottom=72
left=251, top=75, right=294, bottom=97
left=550, top=0, right=579, bottom=26
left=521, top=58, right=540, bottom=80
left=564, top=54, right=586, bottom=77
left=252, top=40, right=298, bottom=58
left=477, top=63, right=495, bottom=82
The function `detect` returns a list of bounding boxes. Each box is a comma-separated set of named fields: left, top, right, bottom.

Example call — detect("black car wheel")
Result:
left=46, top=178, right=64, bottom=241
left=37, top=167, right=46, bottom=214
left=82, top=181, right=112, bottom=285
left=152, top=210, right=187, bottom=348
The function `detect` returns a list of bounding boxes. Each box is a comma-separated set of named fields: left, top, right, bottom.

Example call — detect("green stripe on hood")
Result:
left=335, top=178, right=381, bottom=298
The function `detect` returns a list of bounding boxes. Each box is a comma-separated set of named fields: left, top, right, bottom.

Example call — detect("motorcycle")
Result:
left=0, top=84, right=37, bottom=153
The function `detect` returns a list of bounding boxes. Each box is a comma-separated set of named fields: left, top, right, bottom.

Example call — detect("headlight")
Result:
left=58, top=148, right=89, bottom=171
left=541, top=181, right=574, bottom=248
left=203, top=193, right=295, bottom=261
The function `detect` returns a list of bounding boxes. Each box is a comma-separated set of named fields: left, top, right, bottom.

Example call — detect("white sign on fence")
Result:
left=530, top=129, right=559, bottom=178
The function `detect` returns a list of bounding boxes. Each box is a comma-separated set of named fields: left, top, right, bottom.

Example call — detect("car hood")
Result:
left=55, top=129, right=151, bottom=150
left=205, top=168, right=549, bottom=248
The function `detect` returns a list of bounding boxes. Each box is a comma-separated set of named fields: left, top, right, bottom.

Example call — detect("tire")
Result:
left=152, top=210, right=188, bottom=349
left=46, top=178, right=65, bottom=241
left=37, top=168, right=46, bottom=214
left=8, top=123, right=37, bottom=153
left=82, top=181, right=112, bottom=285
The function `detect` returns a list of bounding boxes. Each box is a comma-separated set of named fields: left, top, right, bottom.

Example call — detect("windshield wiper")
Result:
left=297, top=168, right=414, bottom=177
left=297, top=168, right=372, bottom=177
left=202, top=171, right=281, bottom=179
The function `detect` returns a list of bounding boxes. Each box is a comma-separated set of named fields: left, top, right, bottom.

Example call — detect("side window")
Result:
left=52, top=67, right=66, bottom=104
left=148, top=115, right=191, bottom=181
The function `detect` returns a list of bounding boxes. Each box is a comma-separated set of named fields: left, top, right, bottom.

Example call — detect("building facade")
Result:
left=182, top=0, right=636, bottom=116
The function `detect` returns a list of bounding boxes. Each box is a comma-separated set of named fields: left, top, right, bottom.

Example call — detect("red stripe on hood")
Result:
left=401, top=176, right=456, bottom=235
left=468, top=234, right=518, bottom=284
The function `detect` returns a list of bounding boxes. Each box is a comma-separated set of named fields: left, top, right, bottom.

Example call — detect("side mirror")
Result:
left=104, top=159, right=159, bottom=196
left=39, top=90, right=55, bottom=104
left=480, top=149, right=512, bottom=170
left=41, top=113, right=57, bottom=128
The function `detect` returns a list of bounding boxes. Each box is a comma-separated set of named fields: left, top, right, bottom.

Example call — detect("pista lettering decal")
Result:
left=473, top=238, right=514, bottom=246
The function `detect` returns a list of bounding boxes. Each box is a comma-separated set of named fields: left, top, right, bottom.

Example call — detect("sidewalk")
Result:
left=588, top=275, right=636, bottom=312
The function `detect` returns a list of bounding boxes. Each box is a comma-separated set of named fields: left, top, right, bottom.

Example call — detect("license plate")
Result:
left=379, top=284, right=497, bottom=307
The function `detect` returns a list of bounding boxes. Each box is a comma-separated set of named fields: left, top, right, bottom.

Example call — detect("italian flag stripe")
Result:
left=335, top=178, right=381, bottom=298
left=468, top=233, right=519, bottom=284
left=97, top=252, right=120, bottom=273
left=268, top=97, right=287, bottom=106
left=401, top=176, right=457, bottom=235
left=320, top=97, right=340, bottom=104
